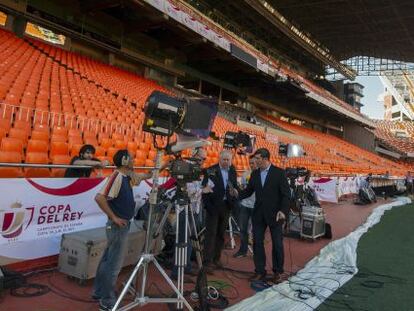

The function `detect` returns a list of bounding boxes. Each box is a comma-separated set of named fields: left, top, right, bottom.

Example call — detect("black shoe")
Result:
left=249, top=273, right=266, bottom=282
left=233, top=251, right=247, bottom=258
left=268, top=273, right=282, bottom=284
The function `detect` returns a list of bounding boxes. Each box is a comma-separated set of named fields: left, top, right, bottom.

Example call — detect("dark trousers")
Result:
left=407, top=182, right=413, bottom=195
left=204, top=203, right=230, bottom=264
left=252, top=212, right=284, bottom=275
left=238, top=204, right=254, bottom=254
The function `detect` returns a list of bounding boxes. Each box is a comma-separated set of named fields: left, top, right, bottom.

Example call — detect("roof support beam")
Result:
left=244, top=0, right=357, bottom=80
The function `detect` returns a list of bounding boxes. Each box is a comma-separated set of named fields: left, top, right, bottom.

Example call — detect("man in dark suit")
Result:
left=236, top=148, right=290, bottom=283
left=202, top=150, right=239, bottom=273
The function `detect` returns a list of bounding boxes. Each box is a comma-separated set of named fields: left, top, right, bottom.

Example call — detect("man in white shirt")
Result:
left=234, top=155, right=257, bottom=258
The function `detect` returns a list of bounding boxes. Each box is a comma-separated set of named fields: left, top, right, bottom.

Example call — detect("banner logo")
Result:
left=0, top=202, right=34, bottom=239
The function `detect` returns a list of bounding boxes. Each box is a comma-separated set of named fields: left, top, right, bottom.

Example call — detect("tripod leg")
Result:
left=188, top=205, right=203, bottom=269
left=174, top=203, right=188, bottom=310
left=152, top=259, right=194, bottom=311
left=112, top=256, right=145, bottom=311
left=149, top=202, right=172, bottom=252
left=228, top=217, right=235, bottom=249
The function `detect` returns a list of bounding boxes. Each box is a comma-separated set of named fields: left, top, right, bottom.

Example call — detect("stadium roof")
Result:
left=267, top=0, right=414, bottom=62
left=194, top=0, right=414, bottom=70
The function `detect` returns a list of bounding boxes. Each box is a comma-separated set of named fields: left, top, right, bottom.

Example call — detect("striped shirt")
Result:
left=100, top=170, right=135, bottom=220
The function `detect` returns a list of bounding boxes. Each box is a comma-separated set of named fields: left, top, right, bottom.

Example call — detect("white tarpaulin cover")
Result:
left=226, top=196, right=411, bottom=311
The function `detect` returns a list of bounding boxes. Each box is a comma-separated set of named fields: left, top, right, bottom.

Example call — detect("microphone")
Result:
left=167, top=134, right=211, bottom=154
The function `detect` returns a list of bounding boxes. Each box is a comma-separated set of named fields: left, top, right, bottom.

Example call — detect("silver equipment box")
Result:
left=288, top=210, right=301, bottom=234
left=58, top=221, right=146, bottom=283
left=302, top=206, right=324, bottom=216
left=301, top=212, right=326, bottom=240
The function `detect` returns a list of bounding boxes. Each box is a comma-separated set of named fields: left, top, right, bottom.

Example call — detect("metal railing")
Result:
left=0, top=102, right=142, bottom=136
left=0, top=163, right=153, bottom=170
left=0, top=162, right=395, bottom=178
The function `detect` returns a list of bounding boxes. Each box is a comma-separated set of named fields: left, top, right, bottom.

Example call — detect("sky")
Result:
left=354, top=76, right=384, bottom=120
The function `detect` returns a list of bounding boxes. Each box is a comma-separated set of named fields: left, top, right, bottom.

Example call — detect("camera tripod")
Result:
left=112, top=150, right=201, bottom=311
left=227, top=213, right=253, bottom=254
left=227, top=215, right=239, bottom=249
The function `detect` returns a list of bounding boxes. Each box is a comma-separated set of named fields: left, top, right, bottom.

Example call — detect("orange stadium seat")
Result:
left=0, top=118, right=12, bottom=131
left=24, top=152, right=50, bottom=177
left=112, top=133, right=125, bottom=141
left=0, top=128, right=7, bottom=141
left=33, top=123, right=50, bottom=133
left=8, top=128, right=29, bottom=143
left=84, top=136, right=98, bottom=146
left=51, top=134, right=67, bottom=143
left=50, top=154, right=71, bottom=177
left=13, top=120, right=31, bottom=131
left=107, top=147, right=118, bottom=160
left=1, top=138, right=24, bottom=156
left=114, top=140, right=127, bottom=149
left=68, top=135, right=83, bottom=146
left=52, top=126, right=68, bottom=137
left=0, top=151, right=23, bottom=178
left=50, top=142, right=69, bottom=157
left=31, top=130, right=49, bottom=142
left=27, top=139, right=48, bottom=153
left=0, top=104, right=14, bottom=120
left=95, top=146, right=106, bottom=157
left=68, top=129, right=82, bottom=138
left=100, top=138, right=113, bottom=150
left=70, top=144, right=83, bottom=157
left=127, top=141, right=137, bottom=157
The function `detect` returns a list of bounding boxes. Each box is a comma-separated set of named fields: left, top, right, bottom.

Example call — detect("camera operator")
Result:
left=233, top=155, right=257, bottom=258
left=92, top=150, right=167, bottom=311
left=232, top=148, right=290, bottom=283
left=202, top=150, right=239, bottom=274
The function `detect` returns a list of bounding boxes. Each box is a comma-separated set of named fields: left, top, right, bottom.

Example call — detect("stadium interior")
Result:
left=0, top=0, right=414, bottom=310
left=0, top=0, right=413, bottom=178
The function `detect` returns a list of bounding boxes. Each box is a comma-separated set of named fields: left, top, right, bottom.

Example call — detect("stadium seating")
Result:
left=0, top=27, right=411, bottom=178
left=374, top=120, right=414, bottom=155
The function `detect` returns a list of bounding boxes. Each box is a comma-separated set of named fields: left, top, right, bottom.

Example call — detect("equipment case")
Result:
left=58, top=221, right=146, bottom=283
left=301, top=213, right=326, bottom=240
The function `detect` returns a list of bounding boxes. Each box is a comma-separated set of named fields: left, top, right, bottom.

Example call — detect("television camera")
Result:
left=169, top=156, right=204, bottom=184
left=285, top=167, right=309, bottom=180
left=223, top=131, right=256, bottom=154
left=114, top=91, right=218, bottom=311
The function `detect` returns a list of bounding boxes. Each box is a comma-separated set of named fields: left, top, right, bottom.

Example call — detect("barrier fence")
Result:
left=1, top=102, right=140, bottom=136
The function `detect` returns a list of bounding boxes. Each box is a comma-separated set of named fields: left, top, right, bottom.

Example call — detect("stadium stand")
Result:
left=374, top=120, right=414, bottom=155
left=0, top=27, right=410, bottom=177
